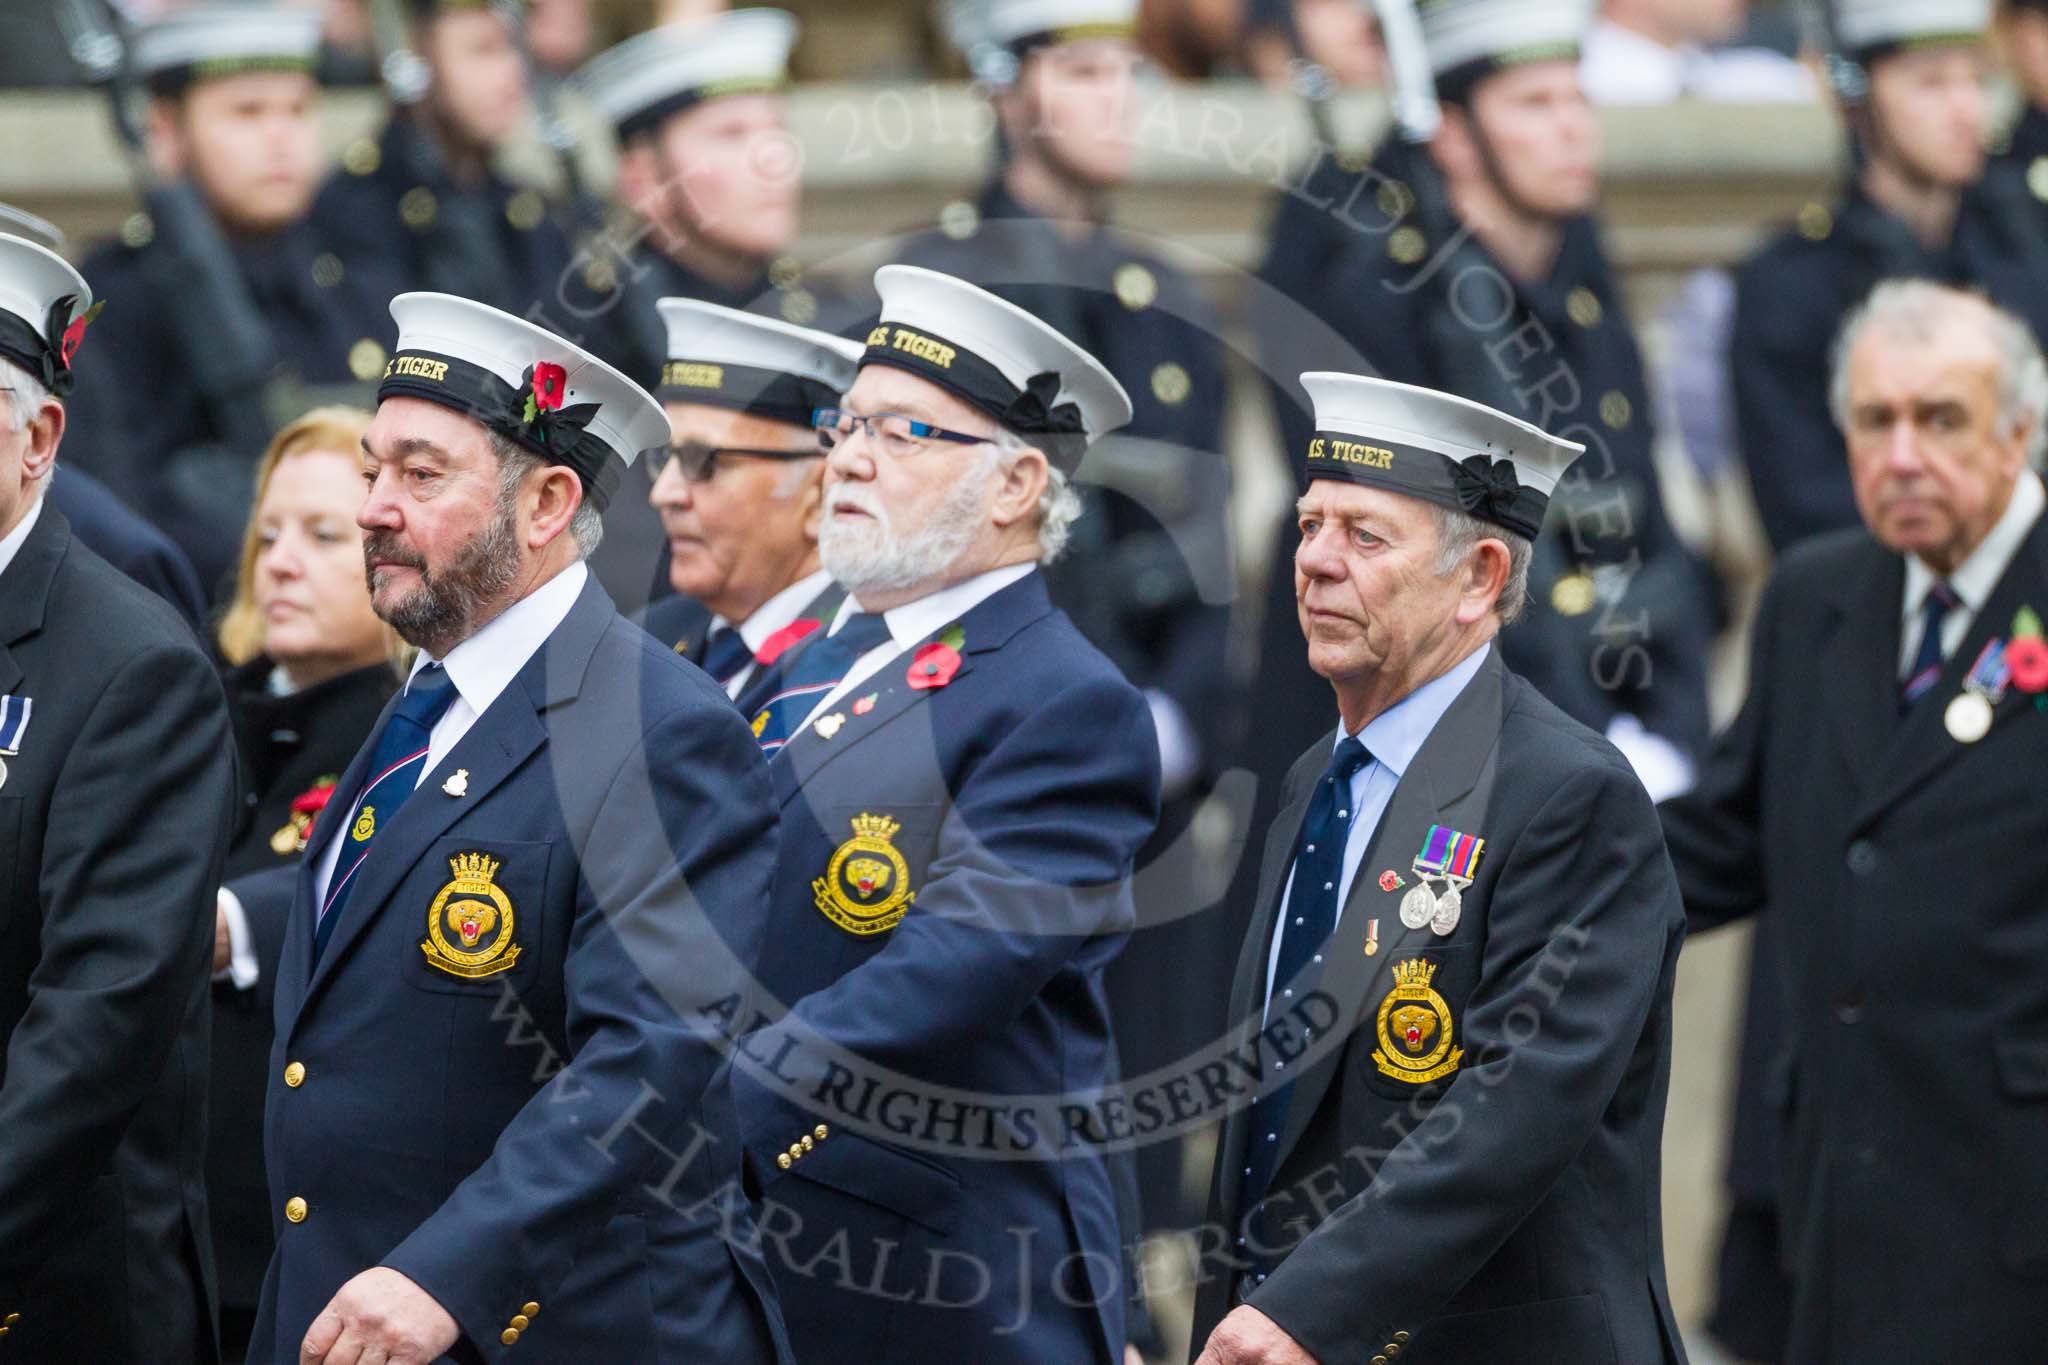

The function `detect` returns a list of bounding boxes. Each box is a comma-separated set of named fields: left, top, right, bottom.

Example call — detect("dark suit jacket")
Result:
left=211, top=660, right=397, bottom=1312
left=728, top=570, right=1162, bottom=1364
left=49, top=465, right=209, bottom=634
left=245, top=572, right=789, bottom=1364
left=1192, top=646, right=1686, bottom=1365
left=639, top=579, right=849, bottom=721
left=1660, top=514, right=2048, bottom=1362
left=0, top=505, right=236, bottom=1363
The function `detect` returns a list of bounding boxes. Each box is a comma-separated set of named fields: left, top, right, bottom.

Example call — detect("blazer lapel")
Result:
left=291, top=576, right=614, bottom=1018
left=1854, top=517, right=2048, bottom=828
left=0, top=504, right=70, bottom=693
left=1273, top=647, right=1509, bottom=1170
left=1818, top=543, right=1904, bottom=796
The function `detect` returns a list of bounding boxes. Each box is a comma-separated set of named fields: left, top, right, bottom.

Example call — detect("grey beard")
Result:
left=819, top=461, right=990, bottom=597
left=366, top=494, right=523, bottom=657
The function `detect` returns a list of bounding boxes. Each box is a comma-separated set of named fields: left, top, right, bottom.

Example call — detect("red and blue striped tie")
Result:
left=750, top=612, right=892, bottom=754
left=1901, top=582, right=1961, bottom=711
left=314, top=664, right=459, bottom=963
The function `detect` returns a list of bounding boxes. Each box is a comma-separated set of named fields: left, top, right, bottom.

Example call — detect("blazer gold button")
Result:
left=500, top=1327, right=519, bottom=1345
left=800, top=1135, right=814, bottom=1151
left=522, top=1302, right=539, bottom=1317
left=284, top=1197, right=308, bottom=1223
left=1372, top=1355, right=1387, bottom=1365
left=1393, top=1331, right=1410, bottom=1343
left=777, top=1153, right=792, bottom=1170
left=814, top=1124, right=828, bottom=1140
left=283, top=1061, right=306, bottom=1088
left=1386, top=1345, right=1402, bottom=1357
left=510, top=1314, right=529, bottom=1329
left=3, top=1312, right=17, bottom=1324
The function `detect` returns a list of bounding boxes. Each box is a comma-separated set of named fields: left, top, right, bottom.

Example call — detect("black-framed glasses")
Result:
left=662, top=438, right=819, bottom=483
left=813, top=407, right=992, bottom=460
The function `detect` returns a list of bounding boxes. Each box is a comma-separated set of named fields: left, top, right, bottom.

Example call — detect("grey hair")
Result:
left=992, top=426, right=1084, bottom=562
left=1, top=360, right=52, bottom=436
left=1829, top=279, right=2048, bottom=467
left=486, top=431, right=606, bottom=558
left=1429, top=503, right=1533, bottom=624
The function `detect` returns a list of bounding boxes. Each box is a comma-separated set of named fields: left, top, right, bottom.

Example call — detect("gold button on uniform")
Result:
left=283, top=1061, right=305, bottom=1088
left=343, top=137, right=381, bottom=177
left=1565, top=286, right=1603, bottom=329
left=1151, top=362, right=1191, bottom=406
left=814, top=1124, right=829, bottom=1140
left=121, top=212, right=155, bottom=249
left=938, top=200, right=980, bottom=240
left=583, top=259, right=618, bottom=294
left=3, top=1313, right=17, bottom=1325
left=510, top=1314, right=529, bottom=1330
left=1393, top=1331, right=1410, bottom=1343
left=399, top=186, right=438, bottom=230
left=1600, top=390, right=1633, bottom=430
left=1375, top=181, right=1411, bottom=219
left=501, top=1327, right=520, bottom=1345
left=284, top=1196, right=308, bottom=1223
left=311, top=253, right=344, bottom=289
left=1389, top=227, right=1427, bottom=265
left=779, top=287, right=818, bottom=326
left=1372, top=1355, right=1388, bottom=1365
left=1796, top=201, right=1832, bottom=242
left=505, top=189, right=545, bottom=232
left=777, top=1152, right=793, bottom=1170
left=1550, top=572, right=1597, bottom=618
left=1114, top=262, right=1157, bottom=311
left=522, top=1302, right=540, bottom=1317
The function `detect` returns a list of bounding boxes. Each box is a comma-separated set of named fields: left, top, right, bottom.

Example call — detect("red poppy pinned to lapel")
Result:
left=2009, top=607, right=2048, bottom=700
left=907, top=624, right=965, bottom=691
left=757, top=617, right=822, bottom=667
left=272, top=775, right=340, bottom=855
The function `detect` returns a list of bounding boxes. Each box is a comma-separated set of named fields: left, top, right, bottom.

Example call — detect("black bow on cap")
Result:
left=508, top=363, right=603, bottom=457
left=1453, top=453, right=1526, bottom=528
left=1001, top=371, right=1086, bottom=440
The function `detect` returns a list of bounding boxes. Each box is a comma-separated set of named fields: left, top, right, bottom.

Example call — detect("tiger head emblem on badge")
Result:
left=1371, top=957, right=1463, bottom=1084
left=812, top=813, right=916, bottom=936
left=422, top=852, right=521, bottom=979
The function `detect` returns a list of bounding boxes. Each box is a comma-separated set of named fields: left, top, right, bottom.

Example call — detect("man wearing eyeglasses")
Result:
left=642, top=300, right=860, bottom=718
left=724, top=264, right=1160, bottom=1363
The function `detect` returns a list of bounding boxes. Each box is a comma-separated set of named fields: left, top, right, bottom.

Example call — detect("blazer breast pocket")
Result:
left=1357, top=943, right=1478, bottom=1102
left=403, top=838, right=553, bottom=996
left=805, top=803, right=943, bottom=941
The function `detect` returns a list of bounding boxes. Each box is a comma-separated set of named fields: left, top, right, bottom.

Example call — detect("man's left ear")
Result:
left=1456, top=536, right=1512, bottom=625
left=988, top=444, right=1050, bottom=530
left=20, top=400, right=64, bottom=482
left=526, top=464, right=583, bottom=550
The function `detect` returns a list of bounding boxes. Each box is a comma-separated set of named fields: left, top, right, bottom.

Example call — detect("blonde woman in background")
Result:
left=210, top=406, right=403, bottom=1362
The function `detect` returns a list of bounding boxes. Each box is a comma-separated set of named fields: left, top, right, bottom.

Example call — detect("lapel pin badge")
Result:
left=443, top=768, right=469, bottom=797
left=1364, top=917, right=1380, bottom=957
left=815, top=713, right=846, bottom=740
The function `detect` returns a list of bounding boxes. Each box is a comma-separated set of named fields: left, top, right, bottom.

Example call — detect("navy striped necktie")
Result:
left=314, top=664, right=459, bottom=963
left=1902, top=581, right=1962, bottom=710
left=698, top=627, right=755, bottom=688
left=750, top=613, right=893, bottom=754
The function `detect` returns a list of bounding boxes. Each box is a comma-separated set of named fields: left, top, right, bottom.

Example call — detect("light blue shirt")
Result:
left=1263, top=643, right=1490, bottom=1013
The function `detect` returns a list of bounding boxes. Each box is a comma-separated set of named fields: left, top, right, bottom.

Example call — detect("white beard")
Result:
left=819, top=460, right=991, bottom=596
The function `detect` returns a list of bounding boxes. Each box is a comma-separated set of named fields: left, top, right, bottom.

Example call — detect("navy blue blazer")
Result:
left=246, top=573, right=789, bottom=1364
left=727, top=570, right=1161, bottom=1364
left=639, top=579, right=848, bottom=721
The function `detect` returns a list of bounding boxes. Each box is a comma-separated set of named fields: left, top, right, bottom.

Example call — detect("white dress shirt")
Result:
left=1263, top=644, right=1489, bottom=1014
left=787, top=561, right=1037, bottom=741
left=714, top=566, right=834, bottom=701
left=0, top=494, right=44, bottom=581
left=312, top=560, right=588, bottom=908
left=1898, top=470, right=2046, bottom=677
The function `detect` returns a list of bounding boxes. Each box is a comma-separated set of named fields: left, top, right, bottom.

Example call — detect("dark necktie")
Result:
left=750, top=613, right=894, bottom=754
left=315, top=665, right=459, bottom=963
left=1902, top=581, right=1962, bottom=710
left=1241, top=736, right=1373, bottom=1282
left=697, top=626, right=755, bottom=688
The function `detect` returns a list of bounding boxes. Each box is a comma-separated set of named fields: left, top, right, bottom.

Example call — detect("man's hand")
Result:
left=300, top=1266, right=460, bottom=1365
left=1195, top=1305, right=1320, bottom=1365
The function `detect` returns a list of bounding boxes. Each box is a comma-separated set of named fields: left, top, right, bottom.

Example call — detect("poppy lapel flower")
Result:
left=757, top=617, right=821, bottom=668
left=58, top=300, right=103, bottom=368
left=272, top=775, right=339, bottom=855
left=2008, top=607, right=2048, bottom=695
left=907, top=624, right=967, bottom=691
left=522, top=361, right=568, bottom=423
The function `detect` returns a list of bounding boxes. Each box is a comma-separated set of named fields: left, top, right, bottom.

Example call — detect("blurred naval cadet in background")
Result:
left=1235, top=0, right=1711, bottom=997
left=1732, top=0, right=2048, bottom=553
left=642, top=299, right=859, bottom=718
left=1663, top=283, right=2048, bottom=1362
left=893, top=0, right=1236, bottom=1232
left=0, top=233, right=237, bottom=1364
left=565, top=7, right=840, bottom=614
left=204, top=406, right=403, bottom=1361
left=247, top=293, right=789, bottom=1364
left=727, top=265, right=1160, bottom=1363
left=63, top=4, right=407, bottom=599
left=311, top=0, right=578, bottom=318
left=1995, top=0, right=2048, bottom=171
left=1194, top=373, right=1686, bottom=1365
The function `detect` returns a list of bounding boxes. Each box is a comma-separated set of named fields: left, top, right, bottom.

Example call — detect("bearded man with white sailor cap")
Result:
left=246, top=293, right=789, bottom=1364
left=1191, top=375, right=1686, bottom=1365
left=723, top=265, right=1161, bottom=1363
left=0, top=233, right=237, bottom=1365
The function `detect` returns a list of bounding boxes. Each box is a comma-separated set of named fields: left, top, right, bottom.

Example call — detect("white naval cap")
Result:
left=379, top=292, right=668, bottom=513
left=861, top=264, right=1132, bottom=474
left=1418, top=0, right=1593, bottom=85
left=1834, top=0, right=1992, bottom=53
left=0, top=233, right=96, bottom=399
left=656, top=299, right=861, bottom=428
left=132, top=4, right=324, bottom=94
left=1299, top=372, right=1584, bottom=541
left=942, top=0, right=1138, bottom=56
left=570, top=9, right=798, bottom=142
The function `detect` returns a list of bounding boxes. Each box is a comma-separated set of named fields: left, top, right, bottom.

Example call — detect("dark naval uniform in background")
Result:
left=48, top=463, right=208, bottom=634
left=310, top=119, right=576, bottom=320
left=1731, top=178, right=2048, bottom=552
left=247, top=573, right=788, bottom=1363
left=0, top=505, right=236, bottom=1364
left=1193, top=647, right=1687, bottom=1365
left=63, top=218, right=403, bottom=597
left=1660, top=510, right=2048, bottom=1362
left=210, top=658, right=397, bottom=1354
left=732, top=571, right=1160, bottom=1364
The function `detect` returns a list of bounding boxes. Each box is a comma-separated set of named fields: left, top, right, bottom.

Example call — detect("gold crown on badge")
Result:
left=1392, top=958, right=1440, bottom=990
left=450, top=851, right=502, bottom=882
left=849, top=812, right=901, bottom=842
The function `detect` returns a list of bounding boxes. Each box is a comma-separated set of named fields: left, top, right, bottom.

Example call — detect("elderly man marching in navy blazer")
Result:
left=640, top=300, right=857, bottom=719
left=246, top=293, right=789, bottom=1364
left=725, top=265, right=1161, bottom=1363
left=1191, top=374, right=1687, bottom=1365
